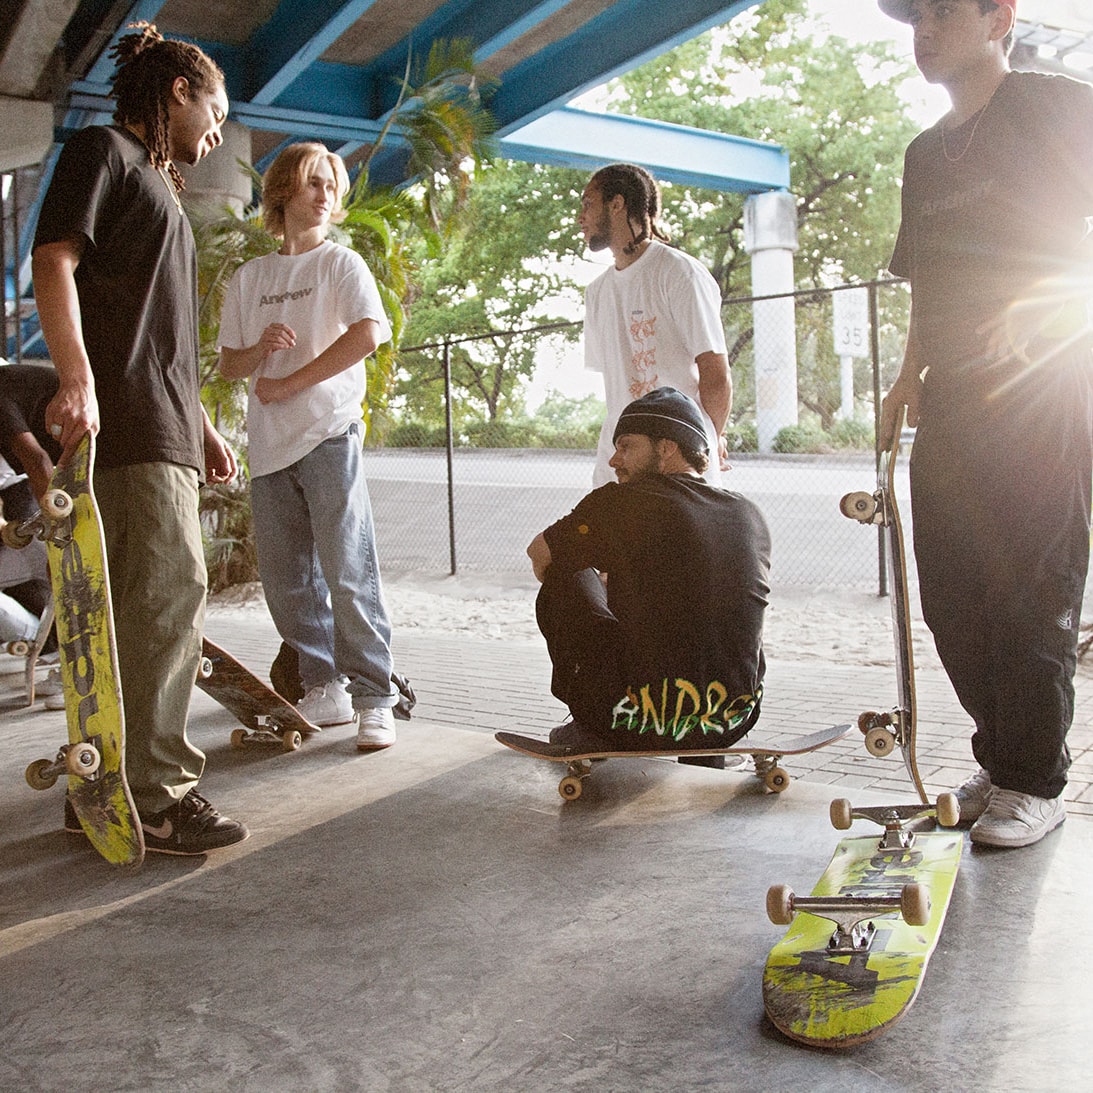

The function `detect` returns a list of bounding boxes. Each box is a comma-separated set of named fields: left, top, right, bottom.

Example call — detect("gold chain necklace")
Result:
left=157, top=166, right=183, bottom=215
left=939, top=78, right=1005, bottom=163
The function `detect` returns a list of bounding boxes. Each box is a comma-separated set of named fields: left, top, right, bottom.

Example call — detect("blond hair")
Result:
left=262, top=142, right=350, bottom=237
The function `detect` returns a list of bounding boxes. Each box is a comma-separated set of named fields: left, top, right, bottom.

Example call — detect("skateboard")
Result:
left=8, top=434, right=144, bottom=867
left=762, top=794, right=962, bottom=1048
left=840, top=407, right=928, bottom=804
left=197, top=637, right=320, bottom=751
left=495, top=722, right=853, bottom=800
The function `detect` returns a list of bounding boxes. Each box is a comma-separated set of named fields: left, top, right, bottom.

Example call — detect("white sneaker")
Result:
left=296, top=681, right=354, bottom=727
left=40, top=668, right=66, bottom=710
left=356, top=706, right=396, bottom=750
left=970, top=788, right=1066, bottom=848
left=953, top=768, right=993, bottom=824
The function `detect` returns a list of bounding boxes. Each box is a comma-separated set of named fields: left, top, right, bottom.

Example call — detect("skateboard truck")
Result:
left=830, top=793, right=959, bottom=848
left=766, top=882, right=931, bottom=952
left=25, top=735, right=104, bottom=790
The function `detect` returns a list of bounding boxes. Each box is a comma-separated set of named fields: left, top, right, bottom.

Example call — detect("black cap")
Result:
left=612, top=387, right=709, bottom=453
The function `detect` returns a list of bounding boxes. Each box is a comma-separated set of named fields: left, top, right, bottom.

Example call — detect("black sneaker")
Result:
left=141, top=788, right=249, bottom=855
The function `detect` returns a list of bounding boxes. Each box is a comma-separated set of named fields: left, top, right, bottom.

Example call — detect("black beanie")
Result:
left=612, top=386, right=709, bottom=453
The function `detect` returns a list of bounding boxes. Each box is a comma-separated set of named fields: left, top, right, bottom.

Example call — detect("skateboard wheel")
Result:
left=766, top=884, right=796, bottom=925
left=857, top=710, right=880, bottom=733
left=830, top=798, right=853, bottom=830
left=764, top=766, right=790, bottom=793
left=558, top=775, right=583, bottom=800
left=197, top=657, right=213, bottom=680
left=935, top=792, right=960, bottom=829
left=25, top=758, right=59, bottom=791
left=41, top=488, right=73, bottom=520
left=6, top=640, right=29, bottom=657
left=864, top=726, right=896, bottom=757
left=281, top=729, right=303, bottom=752
left=230, top=728, right=249, bottom=749
left=840, top=490, right=877, bottom=522
left=66, top=742, right=101, bottom=778
left=901, top=883, right=931, bottom=927
left=1, top=521, right=33, bottom=549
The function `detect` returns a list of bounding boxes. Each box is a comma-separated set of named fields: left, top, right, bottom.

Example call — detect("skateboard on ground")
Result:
left=762, top=794, right=961, bottom=1048
left=495, top=722, right=853, bottom=801
left=197, top=637, right=320, bottom=751
left=840, top=407, right=928, bottom=804
left=6, top=434, right=144, bottom=867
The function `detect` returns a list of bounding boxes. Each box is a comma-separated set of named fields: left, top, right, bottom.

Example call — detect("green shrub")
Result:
left=724, top=422, right=759, bottom=453
left=772, top=424, right=829, bottom=454
left=828, top=417, right=875, bottom=450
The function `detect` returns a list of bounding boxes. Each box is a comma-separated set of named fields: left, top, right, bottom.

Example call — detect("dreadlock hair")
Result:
left=588, top=163, right=672, bottom=256
left=262, top=142, right=350, bottom=238
left=109, top=22, right=224, bottom=193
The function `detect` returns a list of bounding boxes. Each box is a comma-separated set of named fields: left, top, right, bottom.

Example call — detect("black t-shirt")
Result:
left=32, top=125, right=204, bottom=472
left=0, top=364, right=61, bottom=471
left=543, top=474, right=770, bottom=745
left=890, top=72, right=1093, bottom=381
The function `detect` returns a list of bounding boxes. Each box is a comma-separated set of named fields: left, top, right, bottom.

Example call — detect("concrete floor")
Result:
left=1, top=610, right=1089, bottom=1092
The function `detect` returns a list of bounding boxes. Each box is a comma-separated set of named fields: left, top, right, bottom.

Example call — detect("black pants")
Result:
left=536, top=568, right=624, bottom=733
left=910, top=348, right=1093, bottom=798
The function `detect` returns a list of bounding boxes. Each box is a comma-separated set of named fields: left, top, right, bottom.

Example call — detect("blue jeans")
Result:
left=251, top=422, right=396, bottom=709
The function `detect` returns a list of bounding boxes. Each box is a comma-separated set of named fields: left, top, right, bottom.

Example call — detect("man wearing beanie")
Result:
left=526, top=387, right=770, bottom=753
left=878, top=0, right=1093, bottom=847
left=578, top=163, right=730, bottom=490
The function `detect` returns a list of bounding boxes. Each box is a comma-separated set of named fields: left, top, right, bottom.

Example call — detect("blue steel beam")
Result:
left=492, top=0, right=762, bottom=133
left=499, top=107, right=788, bottom=194
left=245, top=0, right=382, bottom=105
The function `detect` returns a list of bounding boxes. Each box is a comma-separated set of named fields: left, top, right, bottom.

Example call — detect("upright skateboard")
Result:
left=197, top=637, right=320, bottom=751
left=840, top=408, right=928, bottom=803
left=496, top=723, right=853, bottom=800
left=7, top=434, right=144, bottom=867
left=762, top=794, right=962, bottom=1048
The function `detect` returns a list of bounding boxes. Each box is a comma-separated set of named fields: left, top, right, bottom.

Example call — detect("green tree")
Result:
left=395, top=0, right=918, bottom=435
left=396, top=159, right=586, bottom=429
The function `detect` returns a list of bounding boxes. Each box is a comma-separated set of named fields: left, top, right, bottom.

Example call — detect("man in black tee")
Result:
left=528, top=387, right=770, bottom=752
left=879, top=0, right=1093, bottom=848
left=31, top=24, right=247, bottom=854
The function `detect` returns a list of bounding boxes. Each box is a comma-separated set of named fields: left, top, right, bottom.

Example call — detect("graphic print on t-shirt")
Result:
left=628, top=309, right=659, bottom=400
left=611, top=677, right=761, bottom=743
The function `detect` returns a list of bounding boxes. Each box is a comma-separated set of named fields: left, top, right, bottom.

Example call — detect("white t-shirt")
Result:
left=584, top=240, right=727, bottom=487
left=218, top=240, right=392, bottom=477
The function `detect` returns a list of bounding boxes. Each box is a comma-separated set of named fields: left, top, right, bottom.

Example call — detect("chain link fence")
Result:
left=365, top=280, right=913, bottom=590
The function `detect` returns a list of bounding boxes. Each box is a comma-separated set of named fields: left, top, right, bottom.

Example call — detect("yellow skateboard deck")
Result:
left=17, top=434, right=143, bottom=867
left=763, top=799, right=961, bottom=1048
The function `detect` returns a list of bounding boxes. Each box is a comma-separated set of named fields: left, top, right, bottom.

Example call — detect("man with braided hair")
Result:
left=32, top=23, right=248, bottom=854
left=579, top=163, right=731, bottom=487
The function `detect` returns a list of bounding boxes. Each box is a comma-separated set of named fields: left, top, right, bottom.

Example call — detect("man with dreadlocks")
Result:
left=579, top=163, right=731, bottom=488
left=31, top=23, right=248, bottom=854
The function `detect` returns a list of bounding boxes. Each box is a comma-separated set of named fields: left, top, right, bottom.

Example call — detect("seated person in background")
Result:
left=0, top=365, right=65, bottom=694
left=527, top=386, right=770, bottom=752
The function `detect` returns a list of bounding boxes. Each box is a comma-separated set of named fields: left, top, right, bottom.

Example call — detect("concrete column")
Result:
left=177, top=121, right=253, bottom=217
left=0, top=99, right=52, bottom=172
left=743, top=190, right=799, bottom=453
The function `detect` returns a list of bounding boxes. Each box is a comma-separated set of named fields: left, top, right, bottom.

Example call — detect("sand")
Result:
left=208, top=573, right=944, bottom=671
